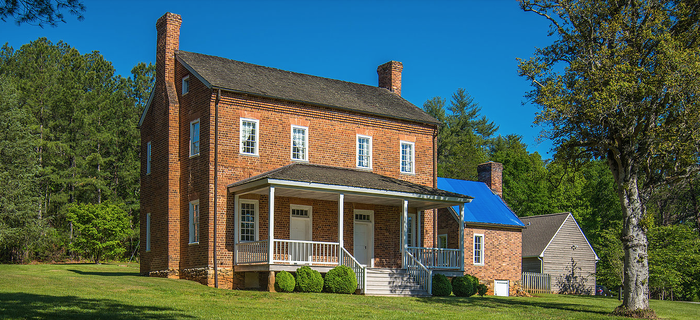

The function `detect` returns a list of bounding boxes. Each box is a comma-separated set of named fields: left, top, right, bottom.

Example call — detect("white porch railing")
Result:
left=340, top=247, right=366, bottom=293
left=237, top=240, right=269, bottom=264
left=407, top=247, right=462, bottom=269
left=404, top=250, right=432, bottom=295
left=272, top=239, right=339, bottom=265
left=522, top=272, right=551, bottom=294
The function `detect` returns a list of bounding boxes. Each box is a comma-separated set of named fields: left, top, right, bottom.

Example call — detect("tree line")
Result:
left=424, top=88, right=700, bottom=302
left=0, top=38, right=153, bottom=263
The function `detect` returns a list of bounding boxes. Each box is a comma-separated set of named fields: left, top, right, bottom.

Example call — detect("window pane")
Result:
left=241, top=120, right=257, bottom=154
left=191, top=121, right=200, bottom=155
left=357, top=136, right=370, bottom=168
left=401, top=142, right=413, bottom=173
left=240, top=203, right=256, bottom=242
left=292, top=127, right=306, bottom=160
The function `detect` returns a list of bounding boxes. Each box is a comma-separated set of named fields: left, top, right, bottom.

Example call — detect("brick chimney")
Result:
left=156, top=12, right=182, bottom=88
left=478, top=162, right=503, bottom=198
left=377, top=61, right=403, bottom=96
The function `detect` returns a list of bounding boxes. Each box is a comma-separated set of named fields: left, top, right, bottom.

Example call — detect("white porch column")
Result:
left=402, top=199, right=408, bottom=266
left=234, top=194, right=240, bottom=265
left=268, top=186, right=275, bottom=264
left=459, top=204, right=465, bottom=271
left=338, top=193, right=344, bottom=248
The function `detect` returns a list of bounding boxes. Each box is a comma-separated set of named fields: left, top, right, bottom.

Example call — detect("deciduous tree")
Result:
left=519, top=0, right=700, bottom=315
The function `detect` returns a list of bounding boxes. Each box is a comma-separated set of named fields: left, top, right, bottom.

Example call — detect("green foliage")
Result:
left=648, top=224, right=700, bottom=301
left=451, top=275, right=476, bottom=297
left=477, top=284, right=487, bottom=297
left=274, top=270, right=295, bottom=293
left=323, top=265, right=357, bottom=294
left=295, top=266, right=323, bottom=293
left=0, top=0, right=85, bottom=27
left=66, top=202, right=130, bottom=263
left=423, top=89, right=497, bottom=181
left=431, top=273, right=452, bottom=297
left=0, top=38, right=153, bottom=262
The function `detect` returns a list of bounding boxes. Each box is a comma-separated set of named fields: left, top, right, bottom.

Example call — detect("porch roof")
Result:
left=227, top=163, right=472, bottom=209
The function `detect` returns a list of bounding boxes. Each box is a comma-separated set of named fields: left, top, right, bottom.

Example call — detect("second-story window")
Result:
left=357, top=135, right=372, bottom=169
left=190, top=119, right=200, bottom=157
left=146, top=141, right=152, bottom=174
left=240, top=118, right=259, bottom=155
left=182, top=75, right=190, bottom=95
left=400, top=141, right=414, bottom=174
left=291, top=125, right=308, bottom=161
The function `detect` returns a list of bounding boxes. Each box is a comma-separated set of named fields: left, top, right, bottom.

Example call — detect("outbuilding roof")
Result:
left=176, top=51, right=439, bottom=125
left=519, top=212, right=570, bottom=257
left=437, top=177, right=525, bottom=228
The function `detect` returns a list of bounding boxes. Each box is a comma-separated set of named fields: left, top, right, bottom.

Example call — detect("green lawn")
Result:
left=0, top=263, right=697, bottom=319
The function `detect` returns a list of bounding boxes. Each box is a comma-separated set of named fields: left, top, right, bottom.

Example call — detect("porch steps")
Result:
left=364, top=268, right=429, bottom=297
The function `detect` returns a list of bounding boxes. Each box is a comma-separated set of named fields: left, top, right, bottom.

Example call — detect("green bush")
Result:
left=295, top=266, right=323, bottom=293
left=477, top=284, right=488, bottom=296
left=274, top=270, right=295, bottom=293
left=323, top=265, right=357, bottom=294
left=451, top=276, right=474, bottom=297
left=465, top=274, right=479, bottom=296
left=432, top=273, right=452, bottom=296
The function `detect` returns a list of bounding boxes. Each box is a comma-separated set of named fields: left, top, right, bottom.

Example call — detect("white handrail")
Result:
left=272, top=239, right=339, bottom=265
left=236, top=240, right=269, bottom=264
left=407, top=247, right=462, bottom=269
left=340, top=247, right=366, bottom=293
left=404, top=250, right=432, bottom=295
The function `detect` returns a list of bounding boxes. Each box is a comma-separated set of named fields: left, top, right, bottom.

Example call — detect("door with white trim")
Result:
left=406, top=213, right=417, bottom=247
left=290, top=205, right=312, bottom=263
left=353, top=210, right=374, bottom=267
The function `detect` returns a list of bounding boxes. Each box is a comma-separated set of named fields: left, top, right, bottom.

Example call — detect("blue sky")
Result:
left=3, top=0, right=556, bottom=156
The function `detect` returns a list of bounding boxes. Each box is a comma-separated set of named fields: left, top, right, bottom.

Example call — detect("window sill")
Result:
left=188, top=242, right=199, bottom=245
left=356, top=166, right=372, bottom=171
left=400, top=171, right=416, bottom=176
left=189, top=153, right=200, bottom=159
left=240, top=152, right=259, bottom=157
left=473, top=263, right=484, bottom=266
left=291, top=158, right=309, bottom=162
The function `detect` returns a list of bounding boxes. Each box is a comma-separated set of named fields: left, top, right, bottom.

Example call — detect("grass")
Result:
left=0, top=263, right=698, bottom=319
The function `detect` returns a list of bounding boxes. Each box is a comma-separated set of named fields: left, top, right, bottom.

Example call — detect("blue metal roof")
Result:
left=438, top=177, right=525, bottom=227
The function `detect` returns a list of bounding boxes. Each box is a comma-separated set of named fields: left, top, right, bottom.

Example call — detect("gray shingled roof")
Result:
left=177, top=51, right=439, bottom=125
left=228, top=163, right=471, bottom=200
left=520, top=212, right=570, bottom=257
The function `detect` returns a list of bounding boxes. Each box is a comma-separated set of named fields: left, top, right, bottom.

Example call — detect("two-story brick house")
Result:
left=139, top=12, right=471, bottom=296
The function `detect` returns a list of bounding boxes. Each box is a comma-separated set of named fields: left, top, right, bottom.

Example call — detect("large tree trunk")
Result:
left=608, top=158, right=652, bottom=314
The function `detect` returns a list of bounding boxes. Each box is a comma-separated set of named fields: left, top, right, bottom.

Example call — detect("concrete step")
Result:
left=363, top=268, right=429, bottom=297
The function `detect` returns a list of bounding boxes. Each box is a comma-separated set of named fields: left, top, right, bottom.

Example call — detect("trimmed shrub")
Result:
left=295, top=266, right=323, bottom=293
left=432, top=273, right=452, bottom=296
left=323, top=265, right=357, bottom=294
left=274, top=270, right=295, bottom=293
left=465, top=274, right=479, bottom=296
left=477, top=284, right=488, bottom=296
left=451, top=276, right=474, bottom=297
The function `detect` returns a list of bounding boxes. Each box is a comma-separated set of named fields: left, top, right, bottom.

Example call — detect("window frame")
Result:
left=473, top=233, right=484, bottom=265
left=356, top=134, right=372, bottom=169
left=400, top=140, right=415, bottom=174
left=437, top=234, right=448, bottom=249
left=189, top=119, right=200, bottom=157
left=239, top=118, right=259, bottom=156
left=182, top=75, right=190, bottom=95
left=238, top=199, right=259, bottom=242
left=146, top=141, right=152, bottom=175
left=146, top=213, right=151, bottom=252
left=290, top=125, right=308, bottom=161
left=189, top=200, right=200, bottom=244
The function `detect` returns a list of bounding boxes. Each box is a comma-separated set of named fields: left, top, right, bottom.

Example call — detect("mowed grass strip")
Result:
left=0, top=263, right=697, bottom=319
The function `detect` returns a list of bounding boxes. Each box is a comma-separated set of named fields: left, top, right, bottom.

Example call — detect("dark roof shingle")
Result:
left=228, top=163, right=470, bottom=199
left=520, top=212, right=570, bottom=257
left=177, top=51, right=439, bottom=125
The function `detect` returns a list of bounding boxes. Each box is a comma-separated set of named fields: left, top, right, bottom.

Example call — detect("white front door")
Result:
left=290, top=205, right=312, bottom=263
left=353, top=210, right=374, bottom=267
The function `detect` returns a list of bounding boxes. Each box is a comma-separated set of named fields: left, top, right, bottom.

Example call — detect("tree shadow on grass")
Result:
left=417, top=295, right=611, bottom=316
left=68, top=269, right=138, bottom=277
left=0, top=292, right=194, bottom=319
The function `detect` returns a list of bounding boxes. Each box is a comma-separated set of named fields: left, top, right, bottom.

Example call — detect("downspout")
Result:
left=432, top=126, right=438, bottom=246
left=213, top=89, right=221, bottom=288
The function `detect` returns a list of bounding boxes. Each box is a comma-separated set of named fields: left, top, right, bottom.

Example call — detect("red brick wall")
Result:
left=437, top=208, right=522, bottom=295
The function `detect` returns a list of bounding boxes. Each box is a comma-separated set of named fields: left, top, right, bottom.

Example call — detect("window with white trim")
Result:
left=473, top=234, right=484, bottom=265
left=240, top=118, right=259, bottom=155
left=146, top=141, right=152, bottom=174
left=356, top=135, right=372, bottom=169
left=400, top=141, right=415, bottom=174
left=146, top=213, right=151, bottom=252
left=182, top=75, right=190, bottom=95
left=189, top=201, right=199, bottom=244
left=190, top=119, right=200, bottom=157
left=437, top=234, right=448, bottom=249
left=239, top=200, right=258, bottom=242
left=291, top=125, right=308, bottom=161
left=406, top=214, right=416, bottom=247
